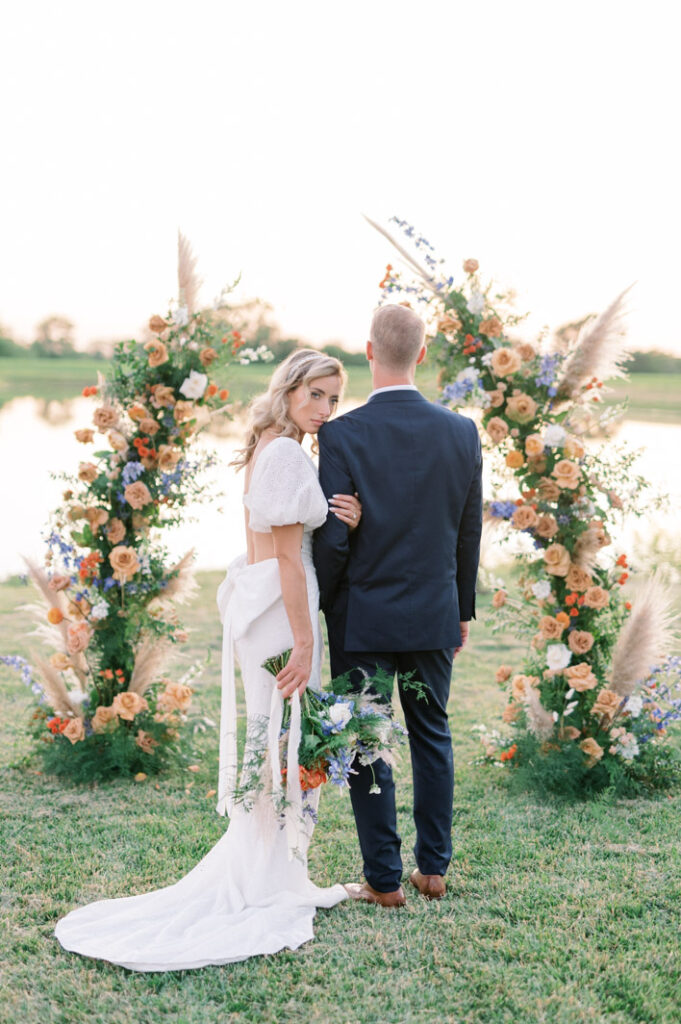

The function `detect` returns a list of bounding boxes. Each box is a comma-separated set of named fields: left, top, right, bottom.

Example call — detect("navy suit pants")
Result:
left=328, top=626, right=455, bottom=893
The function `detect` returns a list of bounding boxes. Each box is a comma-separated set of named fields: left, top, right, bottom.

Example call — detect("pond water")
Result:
left=0, top=395, right=679, bottom=581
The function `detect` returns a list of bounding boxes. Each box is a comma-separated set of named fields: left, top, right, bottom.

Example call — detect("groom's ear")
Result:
left=366, top=340, right=373, bottom=363
left=416, top=344, right=427, bottom=366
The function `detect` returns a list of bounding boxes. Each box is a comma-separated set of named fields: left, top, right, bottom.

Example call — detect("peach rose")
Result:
left=527, top=455, right=548, bottom=475
left=132, top=512, right=149, bottom=531
left=112, top=691, right=149, bottom=721
left=157, top=680, right=193, bottom=713
left=580, top=737, right=604, bottom=762
left=50, top=651, right=72, bottom=670
left=591, top=689, right=621, bottom=719
left=107, top=518, right=126, bottom=544
left=92, top=405, right=119, bottom=431
left=68, top=504, right=87, bottom=521
left=512, top=505, right=538, bottom=531
left=608, top=490, right=623, bottom=510
left=85, top=507, right=109, bottom=529
left=544, top=543, right=571, bottom=577
left=515, top=342, right=536, bottom=362
left=144, top=340, right=169, bottom=368
left=487, top=389, right=505, bottom=408
left=502, top=703, right=520, bottom=723
left=566, top=564, right=593, bottom=592
left=495, top=665, right=513, bottom=684
left=173, top=400, right=195, bottom=424
left=109, top=545, right=140, bottom=581
left=78, top=462, right=98, bottom=483
left=552, top=459, right=581, bottom=490
left=63, top=717, right=85, bottom=744
left=486, top=416, right=509, bottom=443
left=66, top=621, right=92, bottom=655
left=505, top=393, right=538, bottom=424
left=438, top=313, right=462, bottom=334
left=511, top=674, right=538, bottom=701
left=135, top=729, right=158, bottom=754
left=148, top=314, right=170, bottom=333
left=539, top=616, right=565, bottom=640
left=525, top=434, right=544, bottom=457
left=583, top=586, right=610, bottom=610
left=568, top=630, right=595, bottom=655
left=538, top=477, right=561, bottom=501
left=463, top=258, right=479, bottom=274
left=559, top=725, right=581, bottom=741
left=479, top=316, right=503, bottom=338
left=565, top=662, right=598, bottom=691
left=74, top=428, right=95, bottom=443
left=492, top=589, right=507, bottom=608
left=150, top=384, right=176, bottom=408
left=491, top=347, right=522, bottom=378
left=506, top=450, right=525, bottom=469
left=139, top=417, right=160, bottom=436
left=564, top=435, right=585, bottom=459
left=124, top=480, right=153, bottom=509
left=91, top=705, right=119, bottom=733
left=157, top=445, right=182, bottom=472
left=128, top=403, right=150, bottom=422
left=535, top=514, right=558, bottom=540
left=48, top=574, right=71, bottom=591
left=199, top=346, right=218, bottom=367
left=108, top=429, right=129, bottom=453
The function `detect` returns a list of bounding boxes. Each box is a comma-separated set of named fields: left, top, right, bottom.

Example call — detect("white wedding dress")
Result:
left=54, top=438, right=347, bottom=971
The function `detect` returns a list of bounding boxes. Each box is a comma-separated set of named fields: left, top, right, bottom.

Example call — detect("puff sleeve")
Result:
left=244, top=437, right=329, bottom=533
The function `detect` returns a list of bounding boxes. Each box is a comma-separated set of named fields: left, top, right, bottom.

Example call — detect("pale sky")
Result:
left=2, top=0, right=680, bottom=354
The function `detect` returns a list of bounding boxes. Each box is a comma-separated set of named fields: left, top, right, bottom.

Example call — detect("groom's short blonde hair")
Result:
left=370, top=304, right=426, bottom=371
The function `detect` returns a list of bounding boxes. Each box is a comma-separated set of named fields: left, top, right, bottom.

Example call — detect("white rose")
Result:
left=543, top=424, right=567, bottom=448
left=69, top=689, right=88, bottom=705
left=532, top=580, right=552, bottom=601
left=173, top=305, right=189, bottom=327
left=328, top=702, right=353, bottom=731
left=626, top=695, right=643, bottom=718
left=481, top=352, right=494, bottom=367
left=179, top=370, right=208, bottom=399
left=90, top=600, right=109, bottom=620
left=546, top=643, right=572, bottom=671
left=467, top=291, right=485, bottom=315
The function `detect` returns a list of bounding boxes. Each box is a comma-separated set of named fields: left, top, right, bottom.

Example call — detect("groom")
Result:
left=313, top=303, right=482, bottom=906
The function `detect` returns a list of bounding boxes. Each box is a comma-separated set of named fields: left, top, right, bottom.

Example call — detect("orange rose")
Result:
left=527, top=455, right=547, bottom=475
left=491, top=347, right=522, bottom=378
left=92, top=405, right=119, bottom=431
left=124, top=480, right=153, bottom=509
left=66, top=621, right=92, bottom=654
left=74, top=428, right=95, bottom=443
left=502, top=703, right=521, bottom=723
left=506, top=450, right=525, bottom=469
left=552, top=459, right=581, bottom=490
left=479, top=316, right=502, bottom=338
left=107, top=429, right=129, bottom=453
left=538, top=477, right=561, bottom=501
left=565, top=662, right=598, bottom=691
left=535, top=514, right=558, bottom=540
left=495, top=665, right=513, bottom=684
left=463, top=258, right=479, bottom=274
left=135, top=729, right=158, bottom=754
left=492, top=590, right=507, bottom=608
left=173, top=400, right=195, bottom=424
left=515, top=342, right=536, bottom=362
left=199, top=346, right=218, bottom=367
left=47, top=607, right=64, bottom=625
left=438, top=313, right=462, bottom=334
left=487, top=389, right=505, bottom=408
left=78, top=462, right=98, bottom=483
left=559, top=725, right=581, bottom=741
left=144, top=340, right=169, bottom=368
left=538, top=616, right=564, bottom=640
left=580, top=737, right=604, bottom=762
left=157, top=444, right=182, bottom=472
left=566, top=564, right=592, bottom=592
left=128, top=403, right=150, bottom=422
left=591, top=689, right=621, bottom=719
left=111, top=691, right=149, bottom=721
left=50, top=652, right=71, bottom=670
left=555, top=611, right=570, bottom=627
left=138, top=417, right=160, bottom=436
left=568, top=630, right=595, bottom=655
left=486, top=416, right=509, bottom=443
left=85, top=507, right=109, bottom=530
left=564, top=435, right=585, bottom=459
left=63, top=717, right=85, bottom=744
left=150, top=384, right=176, bottom=409
left=157, top=680, right=193, bottom=713
left=505, top=393, right=538, bottom=424
left=525, top=434, right=544, bottom=457
left=106, top=518, right=126, bottom=544
left=148, top=315, right=170, bottom=333
left=512, top=505, right=538, bottom=531
left=544, top=543, right=571, bottom=577
left=91, top=705, right=119, bottom=733
left=511, top=674, right=538, bottom=701
left=109, top=545, right=140, bottom=582
left=583, top=586, right=610, bottom=610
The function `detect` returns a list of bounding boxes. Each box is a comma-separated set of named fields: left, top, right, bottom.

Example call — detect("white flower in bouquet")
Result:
left=172, top=305, right=189, bottom=327
left=615, top=733, right=640, bottom=760
left=69, top=689, right=88, bottom=705
left=531, top=580, right=552, bottom=601
left=457, top=367, right=479, bottom=384
left=546, top=643, right=571, bottom=671
left=327, top=702, right=353, bottom=731
left=90, top=600, right=109, bottom=621
left=179, top=370, right=208, bottom=399
left=467, top=291, right=485, bottom=315
left=543, top=424, right=566, bottom=448
left=626, top=695, right=643, bottom=718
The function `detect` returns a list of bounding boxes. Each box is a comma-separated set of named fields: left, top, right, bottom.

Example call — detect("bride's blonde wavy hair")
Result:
left=231, top=348, right=347, bottom=469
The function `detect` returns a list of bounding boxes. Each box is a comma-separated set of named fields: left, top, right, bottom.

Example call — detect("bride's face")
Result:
left=287, top=374, right=341, bottom=436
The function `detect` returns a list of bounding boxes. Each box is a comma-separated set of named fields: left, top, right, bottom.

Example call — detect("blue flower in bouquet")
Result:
left=321, top=699, right=355, bottom=735
left=327, top=749, right=356, bottom=787
left=122, top=461, right=145, bottom=487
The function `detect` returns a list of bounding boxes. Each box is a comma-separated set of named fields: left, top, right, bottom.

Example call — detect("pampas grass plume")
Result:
left=610, top=574, right=677, bottom=696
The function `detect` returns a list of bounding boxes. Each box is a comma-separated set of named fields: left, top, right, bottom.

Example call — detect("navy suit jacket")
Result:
left=313, top=389, right=483, bottom=653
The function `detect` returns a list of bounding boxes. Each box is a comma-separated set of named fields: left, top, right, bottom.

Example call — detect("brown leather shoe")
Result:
left=409, top=869, right=446, bottom=900
left=343, top=881, right=406, bottom=908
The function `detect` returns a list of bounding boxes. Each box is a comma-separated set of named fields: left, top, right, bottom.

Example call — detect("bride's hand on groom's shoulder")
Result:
left=454, top=621, right=470, bottom=658
left=328, top=492, right=362, bottom=531
left=276, top=641, right=313, bottom=699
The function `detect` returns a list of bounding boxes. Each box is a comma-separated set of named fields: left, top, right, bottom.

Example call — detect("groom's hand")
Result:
left=454, top=621, right=470, bottom=658
left=276, top=641, right=313, bottom=699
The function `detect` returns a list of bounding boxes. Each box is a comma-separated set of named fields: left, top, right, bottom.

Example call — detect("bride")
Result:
left=54, top=349, right=362, bottom=971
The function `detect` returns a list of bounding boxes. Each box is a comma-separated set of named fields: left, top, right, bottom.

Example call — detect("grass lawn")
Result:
left=2, top=571, right=681, bottom=1024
